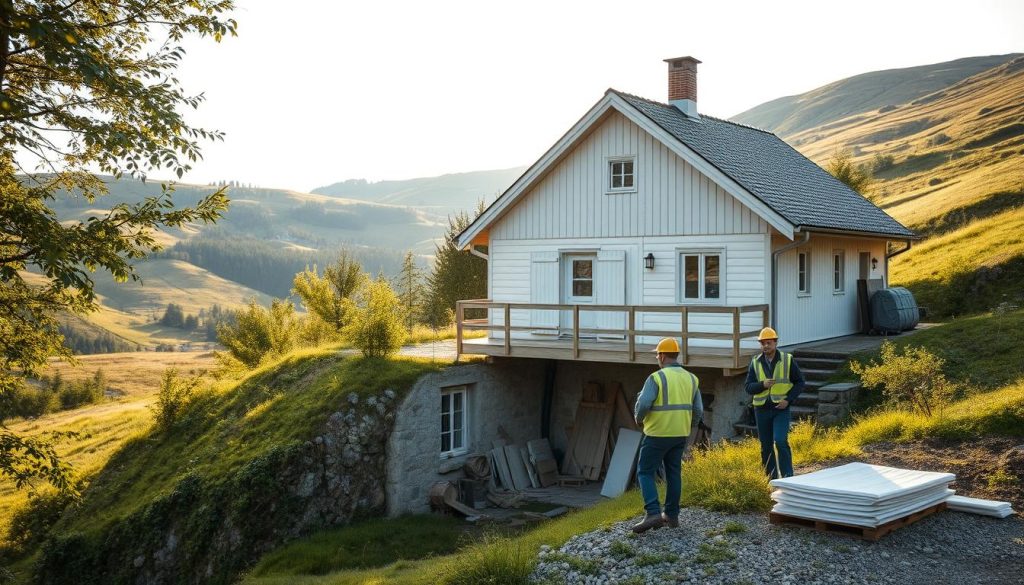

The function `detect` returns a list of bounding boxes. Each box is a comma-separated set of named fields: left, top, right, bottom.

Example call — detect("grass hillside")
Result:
left=739, top=55, right=1024, bottom=317
left=732, top=54, right=1020, bottom=137
left=92, top=258, right=271, bottom=315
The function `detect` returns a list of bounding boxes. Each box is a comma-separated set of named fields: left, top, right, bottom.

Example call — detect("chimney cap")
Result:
left=664, top=56, right=702, bottom=66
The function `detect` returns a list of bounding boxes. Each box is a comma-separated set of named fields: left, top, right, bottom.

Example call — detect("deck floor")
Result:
left=461, top=336, right=758, bottom=370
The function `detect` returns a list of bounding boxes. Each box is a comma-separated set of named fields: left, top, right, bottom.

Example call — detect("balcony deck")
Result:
left=456, top=300, right=768, bottom=375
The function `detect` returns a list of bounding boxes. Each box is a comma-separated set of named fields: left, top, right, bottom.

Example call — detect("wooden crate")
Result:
left=768, top=502, right=947, bottom=541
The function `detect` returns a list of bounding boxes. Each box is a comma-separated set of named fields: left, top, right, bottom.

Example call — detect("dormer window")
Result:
left=608, top=157, right=636, bottom=193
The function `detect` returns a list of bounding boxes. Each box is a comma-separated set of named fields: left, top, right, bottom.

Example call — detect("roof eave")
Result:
left=795, top=225, right=921, bottom=241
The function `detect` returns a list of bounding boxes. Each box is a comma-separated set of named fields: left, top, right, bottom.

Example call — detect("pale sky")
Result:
left=167, top=0, right=1023, bottom=192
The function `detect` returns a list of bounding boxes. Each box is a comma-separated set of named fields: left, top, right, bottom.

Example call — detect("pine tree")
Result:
left=394, top=251, right=425, bottom=331
left=423, top=202, right=488, bottom=327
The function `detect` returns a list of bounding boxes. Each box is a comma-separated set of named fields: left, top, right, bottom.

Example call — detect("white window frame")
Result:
left=832, top=250, right=845, bottom=294
left=606, top=156, right=637, bottom=194
left=440, top=386, right=468, bottom=458
left=677, top=249, right=725, bottom=304
left=798, top=251, right=811, bottom=296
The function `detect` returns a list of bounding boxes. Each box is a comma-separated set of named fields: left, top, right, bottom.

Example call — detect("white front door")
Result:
left=561, top=254, right=597, bottom=334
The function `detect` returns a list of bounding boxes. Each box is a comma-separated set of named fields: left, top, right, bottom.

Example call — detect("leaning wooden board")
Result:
left=563, top=398, right=615, bottom=480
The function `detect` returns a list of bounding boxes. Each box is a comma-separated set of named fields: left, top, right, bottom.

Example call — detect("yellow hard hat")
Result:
left=757, top=327, right=779, bottom=341
left=654, top=337, right=681, bottom=353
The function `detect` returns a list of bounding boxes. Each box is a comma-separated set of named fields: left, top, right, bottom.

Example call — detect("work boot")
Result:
left=661, top=513, right=679, bottom=528
left=631, top=514, right=664, bottom=534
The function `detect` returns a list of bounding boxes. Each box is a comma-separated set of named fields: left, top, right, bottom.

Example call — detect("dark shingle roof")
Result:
left=613, top=90, right=917, bottom=239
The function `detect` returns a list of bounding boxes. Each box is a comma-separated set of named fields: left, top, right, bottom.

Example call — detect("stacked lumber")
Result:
left=946, top=495, right=1014, bottom=518
left=769, top=463, right=954, bottom=528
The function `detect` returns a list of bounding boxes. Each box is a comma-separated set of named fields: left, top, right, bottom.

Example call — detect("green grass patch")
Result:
left=608, top=540, right=635, bottom=559
left=635, top=551, right=679, bottom=566
left=835, top=308, right=1024, bottom=391
left=680, top=437, right=773, bottom=513
left=246, top=515, right=465, bottom=578
left=539, top=552, right=600, bottom=575
left=892, top=208, right=1024, bottom=318
left=693, top=541, right=736, bottom=565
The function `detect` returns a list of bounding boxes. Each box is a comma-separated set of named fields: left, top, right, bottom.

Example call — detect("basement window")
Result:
left=608, top=157, right=636, bottom=192
left=441, top=386, right=468, bottom=458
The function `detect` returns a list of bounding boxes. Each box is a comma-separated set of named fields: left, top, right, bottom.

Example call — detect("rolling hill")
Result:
left=732, top=54, right=1020, bottom=138
left=733, top=55, right=1024, bottom=317
left=312, top=166, right=526, bottom=215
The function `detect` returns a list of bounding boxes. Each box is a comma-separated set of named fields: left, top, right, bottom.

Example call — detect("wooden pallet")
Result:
left=768, top=502, right=947, bottom=541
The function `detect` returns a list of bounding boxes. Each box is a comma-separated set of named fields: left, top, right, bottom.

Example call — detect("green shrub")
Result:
left=850, top=341, right=952, bottom=416
left=151, top=368, right=201, bottom=430
left=345, top=277, right=408, bottom=358
left=217, top=299, right=301, bottom=367
left=871, top=153, right=896, bottom=173
left=5, top=489, right=79, bottom=555
left=58, top=370, right=106, bottom=410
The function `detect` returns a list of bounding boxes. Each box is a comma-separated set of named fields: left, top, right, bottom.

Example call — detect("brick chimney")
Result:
left=664, top=56, right=701, bottom=118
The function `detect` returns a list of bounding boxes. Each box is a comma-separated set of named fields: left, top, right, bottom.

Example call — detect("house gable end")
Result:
left=491, top=111, right=774, bottom=240
left=458, top=94, right=796, bottom=249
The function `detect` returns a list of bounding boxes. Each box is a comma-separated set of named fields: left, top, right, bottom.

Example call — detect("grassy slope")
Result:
left=1, top=352, right=217, bottom=543
left=46, top=352, right=443, bottom=538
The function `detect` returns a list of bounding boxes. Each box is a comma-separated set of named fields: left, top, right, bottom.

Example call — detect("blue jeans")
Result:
left=754, top=406, right=793, bottom=478
left=636, top=435, right=688, bottom=517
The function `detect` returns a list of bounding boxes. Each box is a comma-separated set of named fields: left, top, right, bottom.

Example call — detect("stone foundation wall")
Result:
left=386, top=359, right=548, bottom=516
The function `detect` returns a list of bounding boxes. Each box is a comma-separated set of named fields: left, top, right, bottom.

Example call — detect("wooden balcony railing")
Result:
left=455, top=300, right=769, bottom=369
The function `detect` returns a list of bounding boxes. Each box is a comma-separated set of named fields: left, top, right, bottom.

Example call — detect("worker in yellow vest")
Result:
left=631, top=337, right=703, bottom=533
left=744, top=327, right=806, bottom=478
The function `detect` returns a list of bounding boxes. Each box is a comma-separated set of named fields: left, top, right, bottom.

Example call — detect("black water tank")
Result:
left=870, top=287, right=920, bottom=334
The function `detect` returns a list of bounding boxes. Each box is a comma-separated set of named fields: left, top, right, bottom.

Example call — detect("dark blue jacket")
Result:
left=744, top=351, right=806, bottom=408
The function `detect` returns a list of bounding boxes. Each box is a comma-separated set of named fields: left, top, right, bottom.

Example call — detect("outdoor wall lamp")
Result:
left=645, top=253, right=655, bottom=270
left=871, top=257, right=879, bottom=271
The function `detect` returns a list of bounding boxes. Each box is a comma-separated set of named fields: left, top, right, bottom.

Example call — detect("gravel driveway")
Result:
left=531, top=507, right=1023, bottom=584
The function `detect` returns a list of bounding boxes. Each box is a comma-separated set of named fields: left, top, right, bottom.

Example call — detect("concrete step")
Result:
left=801, top=368, right=836, bottom=382
left=797, top=357, right=847, bottom=370
left=791, top=405, right=817, bottom=419
left=793, top=392, right=819, bottom=407
left=792, top=349, right=849, bottom=361
left=804, top=380, right=829, bottom=391
left=733, top=422, right=757, bottom=436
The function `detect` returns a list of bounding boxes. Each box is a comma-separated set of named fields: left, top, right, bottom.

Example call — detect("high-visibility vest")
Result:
left=751, top=351, right=793, bottom=406
left=643, top=366, right=698, bottom=437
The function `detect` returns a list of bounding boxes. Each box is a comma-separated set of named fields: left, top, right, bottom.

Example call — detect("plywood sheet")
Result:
left=600, top=428, right=642, bottom=498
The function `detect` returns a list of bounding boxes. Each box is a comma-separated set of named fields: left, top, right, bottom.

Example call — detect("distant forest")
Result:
left=158, top=237, right=407, bottom=298
left=58, top=323, right=138, bottom=354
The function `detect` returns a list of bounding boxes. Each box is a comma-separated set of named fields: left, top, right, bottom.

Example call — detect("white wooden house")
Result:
left=455, top=56, right=917, bottom=371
